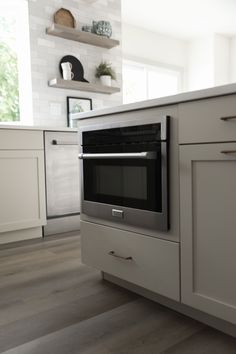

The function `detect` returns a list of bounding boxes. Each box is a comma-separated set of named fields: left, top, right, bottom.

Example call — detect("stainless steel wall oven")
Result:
left=79, top=115, right=169, bottom=231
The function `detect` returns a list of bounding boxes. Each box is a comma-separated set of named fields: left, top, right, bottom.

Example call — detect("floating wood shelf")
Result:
left=46, top=23, right=120, bottom=49
left=48, top=78, right=120, bottom=94
left=82, top=0, right=98, bottom=3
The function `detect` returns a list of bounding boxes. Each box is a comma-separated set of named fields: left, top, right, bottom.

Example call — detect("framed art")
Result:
left=67, top=96, right=92, bottom=127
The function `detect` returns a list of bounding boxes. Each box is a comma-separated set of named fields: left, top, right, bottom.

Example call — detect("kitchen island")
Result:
left=75, top=83, right=236, bottom=337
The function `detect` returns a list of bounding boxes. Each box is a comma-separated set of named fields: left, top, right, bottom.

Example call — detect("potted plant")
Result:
left=95, top=61, right=116, bottom=86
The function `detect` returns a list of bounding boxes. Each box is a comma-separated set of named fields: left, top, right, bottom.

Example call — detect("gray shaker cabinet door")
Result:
left=45, top=132, right=80, bottom=217
left=180, top=143, right=236, bottom=324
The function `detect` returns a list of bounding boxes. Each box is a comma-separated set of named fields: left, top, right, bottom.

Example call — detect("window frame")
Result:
left=0, top=0, right=33, bottom=125
left=122, top=58, right=184, bottom=104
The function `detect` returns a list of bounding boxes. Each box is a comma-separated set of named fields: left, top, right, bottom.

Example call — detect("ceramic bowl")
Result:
left=92, top=21, right=112, bottom=38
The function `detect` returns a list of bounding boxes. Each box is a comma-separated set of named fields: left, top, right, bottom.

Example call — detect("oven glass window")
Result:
left=83, top=154, right=162, bottom=212
left=95, top=165, right=147, bottom=200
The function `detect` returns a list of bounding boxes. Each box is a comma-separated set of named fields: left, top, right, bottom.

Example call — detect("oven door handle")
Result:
left=78, top=152, right=156, bottom=160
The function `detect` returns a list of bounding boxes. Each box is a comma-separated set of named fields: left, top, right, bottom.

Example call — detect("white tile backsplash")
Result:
left=50, top=102, right=62, bottom=116
left=28, top=0, right=122, bottom=127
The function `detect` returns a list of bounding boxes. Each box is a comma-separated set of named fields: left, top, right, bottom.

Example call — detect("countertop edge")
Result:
left=0, top=125, right=78, bottom=132
left=71, top=83, right=236, bottom=120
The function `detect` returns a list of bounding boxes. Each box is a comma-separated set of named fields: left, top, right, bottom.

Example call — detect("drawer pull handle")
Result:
left=108, top=251, right=133, bottom=261
left=52, top=139, right=78, bottom=146
left=221, top=150, right=236, bottom=154
left=220, top=116, right=236, bottom=121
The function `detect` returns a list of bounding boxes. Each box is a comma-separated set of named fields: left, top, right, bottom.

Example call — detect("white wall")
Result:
left=122, top=23, right=236, bottom=94
left=187, top=36, right=215, bottom=91
left=229, top=38, right=236, bottom=83
left=122, top=23, right=187, bottom=73
left=214, top=34, right=230, bottom=86
left=28, top=0, right=122, bottom=127
left=187, top=34, right=231, bottom=91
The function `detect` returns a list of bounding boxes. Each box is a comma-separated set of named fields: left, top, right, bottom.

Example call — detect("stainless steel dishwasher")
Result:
left=43, top=131, right=80, bottom=236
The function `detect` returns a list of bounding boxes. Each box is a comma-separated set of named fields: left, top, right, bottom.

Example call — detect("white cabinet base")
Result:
left=0, top=227, right=42, bottom=245
left=0, top=130, right=46, bottom=244
left=0, top=150, right=46, bottom=233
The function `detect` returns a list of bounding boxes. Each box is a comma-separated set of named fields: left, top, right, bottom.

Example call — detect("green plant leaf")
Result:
left=0, top=16, right=19, bottom=122
left=95, top=61, right=116, bottom=80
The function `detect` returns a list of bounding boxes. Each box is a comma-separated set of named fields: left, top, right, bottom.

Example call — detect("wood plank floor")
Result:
left=0, top=232, right=235, bottom=354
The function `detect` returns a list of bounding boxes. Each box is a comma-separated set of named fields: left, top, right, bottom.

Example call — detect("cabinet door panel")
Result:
left=180, top=143, right=236, bottom=324
left=0, top=150, right=46, bottom=233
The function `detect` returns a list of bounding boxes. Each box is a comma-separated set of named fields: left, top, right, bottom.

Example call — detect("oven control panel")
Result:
left=112, top=209, right=124, bottom=219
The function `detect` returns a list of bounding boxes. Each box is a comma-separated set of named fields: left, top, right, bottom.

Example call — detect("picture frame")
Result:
left=67, top=96, right=92, bottom=127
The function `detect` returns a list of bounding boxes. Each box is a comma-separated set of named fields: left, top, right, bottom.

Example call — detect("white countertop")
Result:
left=0, top=123, right=77, bottom=132
left=71, top=82, right=236, bottom=120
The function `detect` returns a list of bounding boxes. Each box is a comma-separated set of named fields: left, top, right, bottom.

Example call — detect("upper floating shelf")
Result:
left=46, top=23, right=120, bottom=49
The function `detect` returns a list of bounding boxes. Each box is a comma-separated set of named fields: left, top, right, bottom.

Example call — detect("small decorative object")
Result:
left=95, top=61, right=116, bottom=86
left=81, top=25, right=93, bottom=33
left=92, top=20, right=112, bottom=38
left=67, top=97, right=92, bottom=127
left=54, top=8, right=76, bottom=28
left=59, top=55, right=89, bottom=82
left=61, top=62, right=74, bottom=80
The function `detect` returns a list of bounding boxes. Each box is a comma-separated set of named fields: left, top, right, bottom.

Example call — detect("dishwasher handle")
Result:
left=52, top=139, right=78, bottom=146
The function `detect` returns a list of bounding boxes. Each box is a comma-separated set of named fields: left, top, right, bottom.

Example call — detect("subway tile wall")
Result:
left=28, top=0, right=122, bottom=126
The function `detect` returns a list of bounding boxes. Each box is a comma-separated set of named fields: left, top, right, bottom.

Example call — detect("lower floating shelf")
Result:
left=48, top=78, right=120, bottom=94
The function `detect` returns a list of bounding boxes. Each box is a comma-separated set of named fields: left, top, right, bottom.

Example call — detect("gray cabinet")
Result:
left=180, top=143, right=236, bottom=324
left=179, top=94, right=236, bottom=144
left=81, top=220, right=180, bottom=301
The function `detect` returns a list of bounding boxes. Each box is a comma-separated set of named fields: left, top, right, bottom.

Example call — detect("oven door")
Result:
left=79, top=143, right=168, bottom=231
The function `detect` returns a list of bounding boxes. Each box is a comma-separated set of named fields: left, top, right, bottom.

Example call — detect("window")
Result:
left=0, top=0, right=32, bottom=124
left=123, top=60, right=183, bottom=104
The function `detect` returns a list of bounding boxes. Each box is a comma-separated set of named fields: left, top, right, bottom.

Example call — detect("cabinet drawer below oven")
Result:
left=81, top=221, right=180, bottom=301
